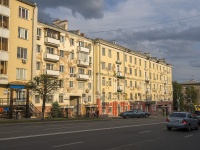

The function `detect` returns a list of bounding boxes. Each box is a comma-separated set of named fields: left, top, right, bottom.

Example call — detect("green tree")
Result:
left=51, top=101, right=61, bottom=118
left=173, top=81, right=183, bottom=111
left=185, top=86, right=197, bottom=104
left=28, top=74, right=59, bottom=120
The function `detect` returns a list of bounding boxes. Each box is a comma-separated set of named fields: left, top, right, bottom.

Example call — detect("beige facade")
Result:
left=34, top=20, right=94, bottom=116
left=94, top=39, right=173, bottom=116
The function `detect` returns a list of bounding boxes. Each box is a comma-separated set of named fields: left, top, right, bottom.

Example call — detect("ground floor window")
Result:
left=35, top=95, right=40, bottom=103
left=108, top=107, right=112, bottom=113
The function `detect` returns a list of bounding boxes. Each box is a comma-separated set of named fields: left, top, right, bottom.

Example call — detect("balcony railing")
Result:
left=43, top=53, right=59, bottom=62
left=0, top=74, right=8, bottom=84
left=0, top=28, right=9, bottom=38
left=116, top=60, right=121, bottom=64
left=0, top=50, right=9, bottom=61
left=76, top=74, right=90, bottom=81
left=46, top=70, right=59, bottom=76
left=0, top=5, right=10, bottom=16
left=77, top=59, right=89, bottom=67
left=145, top=77, right=150, bottom=83
left=116, top=71, right=125, bottom=79
left=77, top=46, right=89, bottom=53
left=44, top=37, right=60, bottom=47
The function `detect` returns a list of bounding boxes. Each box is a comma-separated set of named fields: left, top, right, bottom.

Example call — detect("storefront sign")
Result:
left=9, top=85, right=25, bottom=89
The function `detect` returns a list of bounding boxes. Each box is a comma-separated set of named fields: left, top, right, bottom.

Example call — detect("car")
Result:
left=166, top=112, right=199, bottom=132
left=194, top=111, right=200, bottom=125
left=119, top=109, right=150, bottom=118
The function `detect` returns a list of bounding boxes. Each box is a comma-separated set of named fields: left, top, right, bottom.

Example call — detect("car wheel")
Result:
left=145, top=114, right=148, bottom=118
left=195, top=124, right=199, bottom=130
left=125, top=115, right=129, bottom=119
left=187, top=125, right=191, bottom=132
left=167, top=127, right=171, bottom=130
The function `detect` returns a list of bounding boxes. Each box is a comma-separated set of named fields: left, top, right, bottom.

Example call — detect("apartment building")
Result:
left=34, top=19, right=94, bottom=116
left=0, top=0, right=37, bottom=118
left=94, top=39, right=173, bottom=117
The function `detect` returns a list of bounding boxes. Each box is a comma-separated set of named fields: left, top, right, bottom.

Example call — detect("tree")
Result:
left=28, top=74, right=60, bottom=120
left=173, top=81, right=183, bottom=111
left=51, top=101, right=61, bottom=118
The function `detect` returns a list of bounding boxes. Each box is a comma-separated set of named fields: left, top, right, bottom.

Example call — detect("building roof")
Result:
left=181, top=79, right=200, bottom=85
left=18, top=0, right=36, bottom=7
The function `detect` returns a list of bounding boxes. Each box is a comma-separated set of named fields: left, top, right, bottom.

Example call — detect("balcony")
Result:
left=76, top=74, right=90, bottom=81
left=116, top=60, right=122, bottom=64
left=0, top=50, right=9, bottom=61
left=0, top=5, right=10, bottom=16
left=44, top=37, right=60, bottom=47
left=0, top=74, right=8, bottom=84
left=117, top=85, right=123, bottom=92
left=0, top=28, right=9, bottom=38
left=77, top=46, right=89, bottom=53
left=43, top=53, right=59, bottom=62
left=116, top=71, right=125, bottom=79
left=77, top=59, right=89, bottom=67
left=46, top=70, right=59, bottom=76
left=145, top=77, right=150, bottom=83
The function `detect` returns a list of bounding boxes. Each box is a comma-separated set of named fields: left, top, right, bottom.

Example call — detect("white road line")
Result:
left=53, top=141, right=83, bottom=148
left=0, top=131, right=21, bottom=134
left=46, top=125, right=95, bottom=130
left=0, top=122, right=165, bottom=141
left=139, top=131, right=151, bottom=134
left=184, top=135, right=193, bottom=138
left=161, top=128, right=166, bottom=130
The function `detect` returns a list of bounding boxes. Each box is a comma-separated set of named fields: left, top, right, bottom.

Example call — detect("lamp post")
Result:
left=177, top=89, right=180, bottom=111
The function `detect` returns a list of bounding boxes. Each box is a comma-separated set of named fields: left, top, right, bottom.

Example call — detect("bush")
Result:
left=51, top=101, right=61, bottom=118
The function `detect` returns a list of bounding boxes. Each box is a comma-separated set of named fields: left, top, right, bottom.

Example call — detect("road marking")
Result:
left=46, top=125, right=95, bottom=130
left=0, top=131, right=21, bottom=134
left=139, top=131, right=151, bottom=134
left=0, top=122, right=165, bottom=141
left=184, top=135, right=193, bottom=138
left=160, top=128, right=166, bottom=130
left=53, top=141, right=83, bottom=148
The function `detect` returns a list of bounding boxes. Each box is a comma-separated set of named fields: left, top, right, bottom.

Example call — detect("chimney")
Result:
left=52, top=19, right=68, bottom=31
left=80, top=33, right=85, bottom=37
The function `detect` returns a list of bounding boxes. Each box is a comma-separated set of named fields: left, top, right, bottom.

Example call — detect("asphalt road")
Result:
left=0, top=117, right=199, bottom=150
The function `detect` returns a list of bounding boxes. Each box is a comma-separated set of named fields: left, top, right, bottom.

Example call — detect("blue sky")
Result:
left=32, top=0, right=200, bottom=83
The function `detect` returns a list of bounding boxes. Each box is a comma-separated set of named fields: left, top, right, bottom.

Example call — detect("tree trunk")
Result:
left=41, top=96, right=46, bottom=120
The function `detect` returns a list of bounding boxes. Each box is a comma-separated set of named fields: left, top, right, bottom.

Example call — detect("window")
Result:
left=88, top=96, right=91, bottom=102
left=0, top=61, right=7, bottom=74
left=46, top=47, right=54, bottom=54
left=102, top=77, right=105, bottom=86
left=36, top=62, right=40, bottom=70
left=134, top=58, right=137, bottom=65
left=69, top=81, right=73, bottom=88
left=60, top=36, right=65, bottom=43
left=59, top=80, right=64, bottom=88
left=125, top=80, right=127, bottom=86
left=37, top=28, right=41, bottom=37
left=70, top=67, right=75, bottom=74
left=60, top=50, right=64, bottom=57
left=130, top=68, right=132, bottom=75
left=139, top=70, right=142, bottom=77
left=135, top=69, right=137, bottom=76
left=46, top=95, right=53, bottom=103
left=0, top=0, right=9, bottom=6
left=0, top=37, right=8, bottom=51
left=125, top=55, right=127, bottom=62
left=17, top=47, right=27, bottom=59
left=130, top=56, right=132, bottom=63
left=70, top=52, right=74, bottom=59
left=19, top=7, right=29, bottom=20
left=88, top=83, right=92, bottom=89
left=18, top=27, right=28, bottom=40
left=139, top=59, right=141, bottom=66
left=117, top=52, right=119, bottom=60
left=35, top=95, right=40, bottom=103
left=108, top=63, right=112, bottom=70
left=59, top=94, right=63, bottom=103
left=78, top=68, right=84, bottom=74
left=46, top=63, right=54, bottom=70
left=78, top=82, right=85, bottom=89
left=108, top=92, right=112, bottom=99
left=78, top=41, right=84, bottom=47
left=70, top=38, right=74, bottom=45
left=108, top=49, right=111, bottom=58
left=45, top=29, right=59, bottom=39
left=109, top=78, right=112, bottom=86
left=0, top=15, right=9, bottom=29
left=60, top=65, right=64, bottom=72
left=36, top=45, right=41, bottom=53
left=125, top=67, right=127, bottom=73
left=89, top=57, right=92, bottom=63
left=88, top=70, right=91, bottom=76
left=130, top=81, right=132, bottom=87
left=16, top=68, right=27, bottom=80
left=102, top=48, right=105, bottom=56
left=102, top=62, right=106, bottom=69
left=108, top=107, right=112, bottom=113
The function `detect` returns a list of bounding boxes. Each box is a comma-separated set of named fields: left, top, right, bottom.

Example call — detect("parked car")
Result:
left=119, top=109, right=150, bottom=118
left=194, top=111, right=200, bottom=125
left=166, top=112, right=199, bottom=132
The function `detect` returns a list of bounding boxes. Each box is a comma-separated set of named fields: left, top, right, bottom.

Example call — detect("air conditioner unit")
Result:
left=22, top=59, right=27, bottom=64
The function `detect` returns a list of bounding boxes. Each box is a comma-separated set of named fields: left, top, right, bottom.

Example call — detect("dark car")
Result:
left=119, top=109, right=150, bottom=118
left=166, top=112, right=199, bottom=132
left=194, top=111, right=200, bottom=125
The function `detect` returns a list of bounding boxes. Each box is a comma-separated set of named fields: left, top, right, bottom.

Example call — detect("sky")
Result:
left=32, top=0, right=200, bottom=83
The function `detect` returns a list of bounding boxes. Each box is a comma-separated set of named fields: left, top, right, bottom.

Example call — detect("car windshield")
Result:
left=169, top=113, right=186, bottom=118
left=195, top=111, right=200, bottom=115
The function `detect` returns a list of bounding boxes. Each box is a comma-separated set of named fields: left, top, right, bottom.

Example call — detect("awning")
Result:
left=85, top=104, right=98, bottom=108
left=60, top=106, right=74, bottom=109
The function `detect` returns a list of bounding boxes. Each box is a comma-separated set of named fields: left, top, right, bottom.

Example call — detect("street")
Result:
left=0, top=117, right=199, bottom=150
